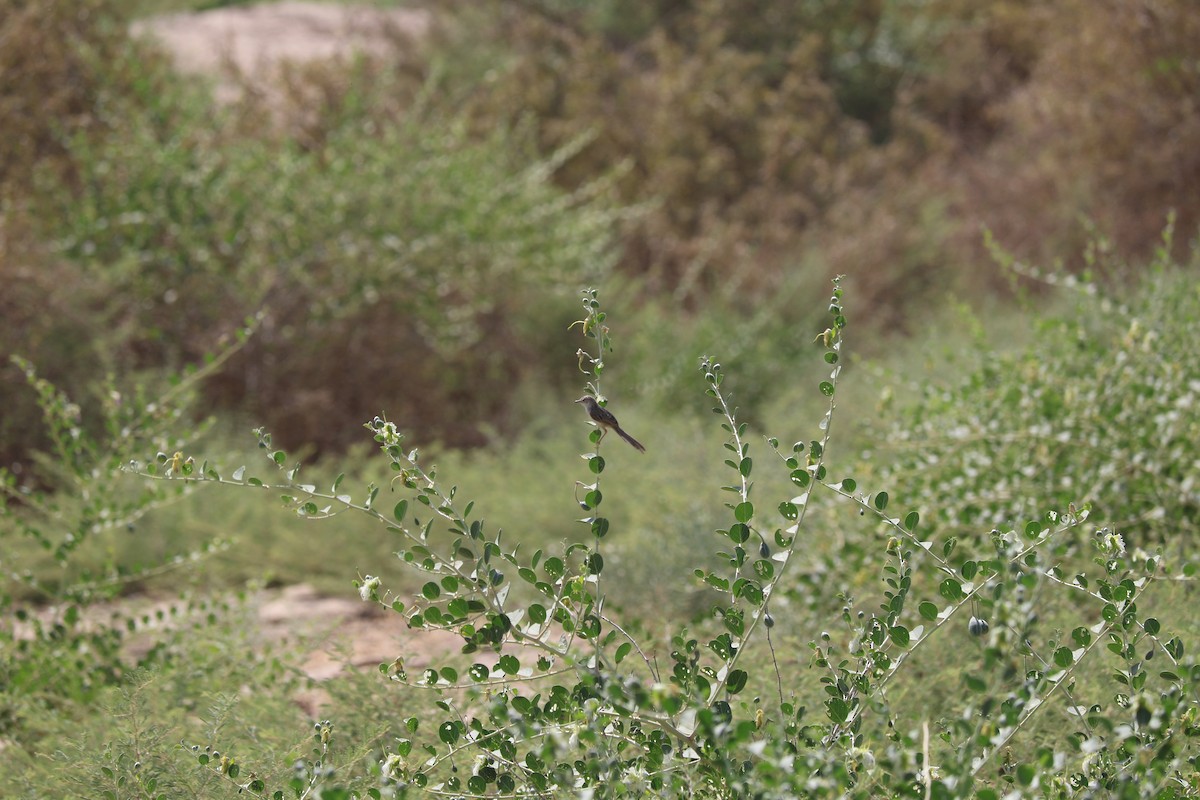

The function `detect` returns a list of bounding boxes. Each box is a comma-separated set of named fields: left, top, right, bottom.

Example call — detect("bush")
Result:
left=0, top=0, right=178, bottom=472
left=9, top=0, right=1197, bottom=469
left=0, top=333, right=246, bottom=755
left=434, top=0, right=1200, bottom=336
left=460, top=0, right=871, bottom=299
left=123, top=275, right=1199, bottom=797
left=0, top=0, right=156, bottom=199
left=8, top=3, right=627, bottom=460
left=873, top=227, right=1200, bottom=555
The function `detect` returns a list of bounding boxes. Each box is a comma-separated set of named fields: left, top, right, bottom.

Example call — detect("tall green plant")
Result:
left=133, top=278, right=1198, bottom=797
left=0, top=321, right=255, bottom=751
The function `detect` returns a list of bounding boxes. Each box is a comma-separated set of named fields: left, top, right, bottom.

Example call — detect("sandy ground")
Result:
left=132, top=1, right=430, bottom=102
left=257, top=584, right=466, bottom=714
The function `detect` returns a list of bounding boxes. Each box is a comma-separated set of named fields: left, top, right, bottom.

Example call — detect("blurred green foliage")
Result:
left=877, top=243, right=1200, bottom=554
left=2, top=0, right=625, bottom=467
left=3, top=0, right=1199, bottom=469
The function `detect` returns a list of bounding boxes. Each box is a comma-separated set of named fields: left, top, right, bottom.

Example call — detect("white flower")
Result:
left=360, top=575, right=382, bottom=601
left=382, top=753, right=404, bottom=779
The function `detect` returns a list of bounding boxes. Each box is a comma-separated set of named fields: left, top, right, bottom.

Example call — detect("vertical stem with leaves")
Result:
left=569, top=288, right=617, bottom=669
left=695, top=278, right=848, bottom=713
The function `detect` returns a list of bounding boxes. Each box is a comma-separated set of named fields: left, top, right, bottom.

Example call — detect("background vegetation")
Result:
left=2, top=0, right=1198, bottom=796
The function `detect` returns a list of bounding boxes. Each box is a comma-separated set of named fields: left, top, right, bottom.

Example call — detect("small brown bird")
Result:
left=575, top=396, right=646, bottom=452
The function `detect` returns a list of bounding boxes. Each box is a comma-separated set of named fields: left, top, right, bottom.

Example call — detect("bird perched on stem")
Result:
left=575, top=396, right=645, bottom=452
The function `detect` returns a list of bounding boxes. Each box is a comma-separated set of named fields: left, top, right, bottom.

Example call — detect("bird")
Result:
left=575, top=395, right=645, bottom=452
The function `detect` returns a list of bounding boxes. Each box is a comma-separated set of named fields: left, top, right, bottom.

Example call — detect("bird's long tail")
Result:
left=616, top=426, right=646, bottom=453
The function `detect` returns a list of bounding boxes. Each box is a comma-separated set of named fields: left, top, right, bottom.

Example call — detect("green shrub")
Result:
left=0, top=0, right=179, bottom=471
left=0, top=236, right=107, bottom=475
left=20, top=26, right=626, bottom=455
left=127, top=277, right=1199, bottom=797
left=0, top=330, right=249, bottom=754
left=873, top=228, right=1200, bottom=556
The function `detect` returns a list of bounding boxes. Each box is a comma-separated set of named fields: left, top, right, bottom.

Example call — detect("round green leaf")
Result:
left=741, top=581, right=764, bottom=606
left=918, top=601, right=938, bottom=621
left=939, top=578, right=964, bottom=601
left=1053, top=647, right=1073, bottom=668
left=735, top=502, right=755, bottom=523
left=874, top=492, right=889, bottom=510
